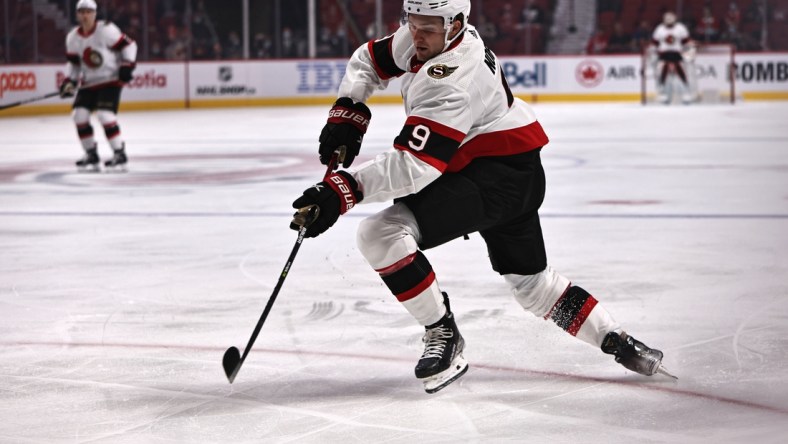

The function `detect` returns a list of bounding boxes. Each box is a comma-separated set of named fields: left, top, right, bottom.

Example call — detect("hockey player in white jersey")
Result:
left=290, top=0, right=674, bottom=393
left=60, top=0, right=137, bottom=171
left=651, top=11, right=696, bottom=104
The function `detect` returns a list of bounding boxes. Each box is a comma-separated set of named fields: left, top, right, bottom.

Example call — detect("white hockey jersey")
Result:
left=65, top=20, right=137, bottom=88
left=340, top=24, right=548, bottom=204
left=651, top=23, right=691, bottom=54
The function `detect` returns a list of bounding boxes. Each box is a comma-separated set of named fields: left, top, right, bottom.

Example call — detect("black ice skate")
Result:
left=415, top=293, right=469, bottom=394
left=76, top=147, right=100, bottom=172
left=601, top=331, right=677, bottom=379
left=104, top=146, right=127, bottom=172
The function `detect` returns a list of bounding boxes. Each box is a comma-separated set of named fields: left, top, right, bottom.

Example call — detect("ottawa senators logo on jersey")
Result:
left=82, top=47, right=104, bottom=68
left=427, top=64, right=458, bottom=79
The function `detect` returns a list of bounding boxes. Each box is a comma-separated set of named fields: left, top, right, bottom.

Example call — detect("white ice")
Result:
left=1, top=101, right=787, bottom=443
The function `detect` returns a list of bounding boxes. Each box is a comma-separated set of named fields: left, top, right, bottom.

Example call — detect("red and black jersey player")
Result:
left=290, top=0, right=675, bottom=394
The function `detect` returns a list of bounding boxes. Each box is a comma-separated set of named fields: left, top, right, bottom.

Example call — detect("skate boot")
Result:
left=76, top=147, right=100, bottom=172
left=415, top=293, right=469, bottom=394
left=104, top=145, right=127, bottom=172
left=601, top=331, right=677, bottom=379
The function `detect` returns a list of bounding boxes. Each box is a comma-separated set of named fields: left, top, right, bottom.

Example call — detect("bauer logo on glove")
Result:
left=329, top=174, right=357, bottom=213
left=319, top=97, right=372, bottom=169
left=327, top=107, right=370, bottom=130
left=290, top=171, right=363, bottom=238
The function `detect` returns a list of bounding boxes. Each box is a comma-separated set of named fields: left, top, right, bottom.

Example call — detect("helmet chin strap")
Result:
left=442, top=21, right=465, bottom=51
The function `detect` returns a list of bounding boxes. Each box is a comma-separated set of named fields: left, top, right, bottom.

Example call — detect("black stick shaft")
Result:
left=0, top=78, right=119, bottom=111
left=0, top=91, right=60, bottom=111
left=225, top=156, right=338, bottom=382
left=235, top=224, right=307, bottom=367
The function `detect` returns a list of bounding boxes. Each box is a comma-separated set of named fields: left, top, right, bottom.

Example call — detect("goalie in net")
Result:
left=642, top=11, right=735, bottom=105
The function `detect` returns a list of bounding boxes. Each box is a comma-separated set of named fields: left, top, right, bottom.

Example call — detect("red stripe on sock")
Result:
left=395, top=271, right=435, bottom=302
left=375, top=253, right=417, bottom=276
left=544, top=283, right=571, bottom=320
left=566, top=296, right=598, bottom=336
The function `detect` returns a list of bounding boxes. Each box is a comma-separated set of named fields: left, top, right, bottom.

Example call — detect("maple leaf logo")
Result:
left=575, top=60, right=604, bottom=87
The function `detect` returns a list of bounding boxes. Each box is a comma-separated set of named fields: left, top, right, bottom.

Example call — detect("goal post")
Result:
left=641, top=43, right=736, bottom=105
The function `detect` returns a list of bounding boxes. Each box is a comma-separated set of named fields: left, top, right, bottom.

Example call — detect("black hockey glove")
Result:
left=59, top=79, right=77, bottom=98
left=119, top=63, right=136, bottom=83
left=290, top=171, right=363, bottom=238
left=319, top=97, right=371, bottom=169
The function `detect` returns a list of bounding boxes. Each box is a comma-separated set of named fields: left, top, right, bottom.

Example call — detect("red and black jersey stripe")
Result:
left=546, top=286, right=598, bottom=337
left=378, top=251, right=435, bottom=302
left=111, top=34, right=134, bottom=51
left=393, top=116, right=465, bottom=172
left=103, top=122, right=121, bottom=139
left=367, top=35, right=405, bottom=80
left=66, top=53, right=80, bottom=64
left=446, top=121, right=548, bottom=173
left=501, top=70, right=514, bottom=107
left=76, top=123, right=94, bottom=139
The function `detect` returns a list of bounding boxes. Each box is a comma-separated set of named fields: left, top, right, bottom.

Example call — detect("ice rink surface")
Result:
left=1, top=101, right=788, bottom=443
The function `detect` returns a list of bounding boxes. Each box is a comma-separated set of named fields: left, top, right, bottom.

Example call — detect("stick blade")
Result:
left=223, top=346, right=242, bottom=383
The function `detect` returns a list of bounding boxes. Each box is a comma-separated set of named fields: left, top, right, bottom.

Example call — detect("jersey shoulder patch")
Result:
left=426, top=64, right=459, bottom=79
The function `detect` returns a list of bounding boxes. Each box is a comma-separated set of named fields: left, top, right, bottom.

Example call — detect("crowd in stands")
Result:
left=104, top=0, right=552, bottom=60
left=54, top=0, right=284, bottom=61
left=474, top=0, right=553, bottom=55
left=1, top=0, right=786, bottom=64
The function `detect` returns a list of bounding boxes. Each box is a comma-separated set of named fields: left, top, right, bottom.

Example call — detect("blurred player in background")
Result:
left=651, top=11, right=696, bottom=104
left=60, top=0, right=137, bottom=171
left=288, top=0, right=674, bottom=393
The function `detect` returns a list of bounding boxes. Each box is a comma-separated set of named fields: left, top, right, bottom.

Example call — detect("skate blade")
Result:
left=656, top=364, right=678, bottom=380
left=77, top=165, right=101, bottom=173
left=104, top=164, right=128, bottom=173
left=421, top=355, right=469, bottom=394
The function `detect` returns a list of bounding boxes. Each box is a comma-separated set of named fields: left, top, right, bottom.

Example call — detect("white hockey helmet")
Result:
left=663, top=11, right=677, bottom=26
left=402, top=0, right=471, bottom=48
left=76, top=0, right=97, bottom=11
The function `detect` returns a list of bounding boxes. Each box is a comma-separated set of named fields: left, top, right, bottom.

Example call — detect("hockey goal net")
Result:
left=641, top=43, right=736, bottom=104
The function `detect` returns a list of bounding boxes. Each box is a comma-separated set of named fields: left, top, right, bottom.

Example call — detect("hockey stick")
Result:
left=0, top=91, right=61, bottom=111
left=223, top=153, right=340, bottom=383
left=0, top=78, right=118, bottom=111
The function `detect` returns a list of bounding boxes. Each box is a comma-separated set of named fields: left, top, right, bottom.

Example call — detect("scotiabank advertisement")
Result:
left=0, top=63, right=184, bottom=110
left=1, top=53, right=786, bottom=115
